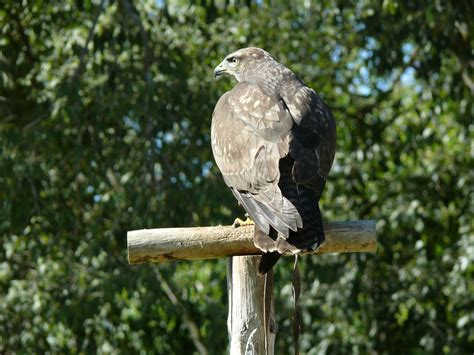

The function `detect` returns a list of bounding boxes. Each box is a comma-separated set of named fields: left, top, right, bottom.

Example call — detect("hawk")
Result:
left=211, top=47, right=336, bottom=274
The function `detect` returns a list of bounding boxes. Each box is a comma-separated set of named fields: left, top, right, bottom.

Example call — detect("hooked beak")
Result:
left=214, top=62, right=227, bottom=78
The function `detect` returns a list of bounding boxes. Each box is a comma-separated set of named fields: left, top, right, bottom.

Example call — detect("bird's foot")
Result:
left=232, top=215, right=254, bottom=228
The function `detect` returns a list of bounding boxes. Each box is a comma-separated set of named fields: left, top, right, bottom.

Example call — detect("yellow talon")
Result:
left=232, top=216, right=254, bottom=228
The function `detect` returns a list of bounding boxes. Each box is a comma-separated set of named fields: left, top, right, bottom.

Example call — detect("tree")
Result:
left=0, top=0, right=472, bottom=353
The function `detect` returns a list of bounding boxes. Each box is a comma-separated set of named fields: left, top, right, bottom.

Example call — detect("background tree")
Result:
left=0, top=0, right=472, bottom=353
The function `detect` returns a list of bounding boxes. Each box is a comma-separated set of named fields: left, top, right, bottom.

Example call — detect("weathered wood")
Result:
left=227, top=256, right=276, bottom=355
left=127, top=220, right=376, bottom=265
left=127, top=220, right=376, bottom=354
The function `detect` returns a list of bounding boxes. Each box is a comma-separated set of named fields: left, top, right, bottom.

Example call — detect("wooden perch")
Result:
left=126, top=219, right=377, bottom=354
left=127, top=220, right=376, bottom=265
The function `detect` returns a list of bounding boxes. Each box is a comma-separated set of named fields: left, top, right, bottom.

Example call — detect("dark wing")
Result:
left=280, top=79, right=336, bottom=198
left=211, top=82, right=302, bottom=237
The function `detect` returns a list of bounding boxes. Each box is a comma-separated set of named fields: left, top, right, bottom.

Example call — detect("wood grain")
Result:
left=127, top=220, right=376, bottom=265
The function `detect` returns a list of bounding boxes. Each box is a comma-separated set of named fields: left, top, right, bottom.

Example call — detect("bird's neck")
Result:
left=240, top=64, right=297, bottom=97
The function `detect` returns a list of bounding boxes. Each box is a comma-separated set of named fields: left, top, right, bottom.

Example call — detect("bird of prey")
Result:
left=211, top=47, right=336, bottom=274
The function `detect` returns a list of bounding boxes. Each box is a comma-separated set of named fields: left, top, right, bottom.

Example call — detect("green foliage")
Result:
left=1, top=0, right=472, bottom=353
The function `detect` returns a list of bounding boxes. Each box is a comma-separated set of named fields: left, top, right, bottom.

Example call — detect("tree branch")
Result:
left=154, top=269, right=208, bottom=355
left=72, top=0, right=106, bottom=80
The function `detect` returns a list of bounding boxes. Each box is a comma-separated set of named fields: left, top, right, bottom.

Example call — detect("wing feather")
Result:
left=211, top=83, right=302, bottom=237
left=280, top=81, right=337, bottom=196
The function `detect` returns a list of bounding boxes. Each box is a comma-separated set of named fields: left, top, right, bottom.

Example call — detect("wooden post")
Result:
left=126, top=220, right=376, bottom=354
left=227, top=256, right=276, bottom=355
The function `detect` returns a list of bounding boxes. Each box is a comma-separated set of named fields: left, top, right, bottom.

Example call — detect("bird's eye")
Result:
left=227, top=57, right=238, bottom=64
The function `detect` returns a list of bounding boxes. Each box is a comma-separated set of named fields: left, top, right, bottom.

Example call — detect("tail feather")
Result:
left=254, top=226, right=278, bottom=252
left=258, top=252, right=281, bottom=275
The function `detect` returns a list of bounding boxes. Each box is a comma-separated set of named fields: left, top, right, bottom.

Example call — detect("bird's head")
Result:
left=214, top=47, right=276, bottom=82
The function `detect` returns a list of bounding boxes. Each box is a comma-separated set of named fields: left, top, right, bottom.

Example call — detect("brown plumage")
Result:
left=211, top=47, right=336, bottom=274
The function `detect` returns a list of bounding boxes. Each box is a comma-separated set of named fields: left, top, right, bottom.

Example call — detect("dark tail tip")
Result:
left=258, top=251, right=282, bottom=275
